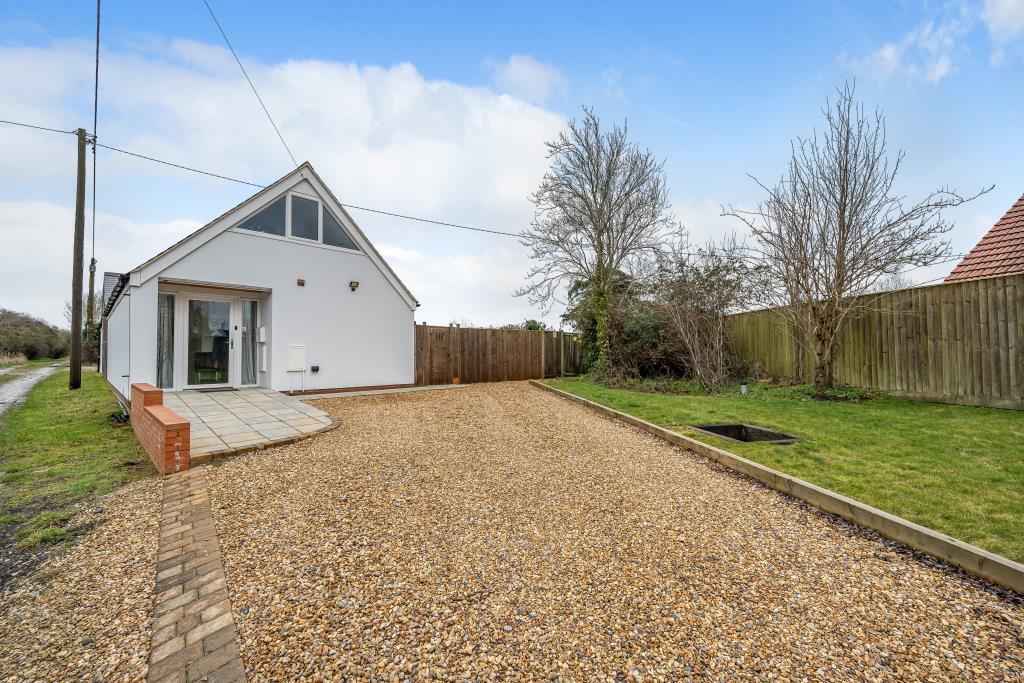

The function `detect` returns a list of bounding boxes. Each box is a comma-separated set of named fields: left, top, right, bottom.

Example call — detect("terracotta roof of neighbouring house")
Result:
left=945, top=193, right=1024, bottom=282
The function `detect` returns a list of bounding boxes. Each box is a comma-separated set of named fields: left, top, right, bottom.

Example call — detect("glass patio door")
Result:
left=187, top=299, right=232, bottom=387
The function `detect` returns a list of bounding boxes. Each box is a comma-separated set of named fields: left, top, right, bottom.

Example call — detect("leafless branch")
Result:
left=723, top=81, right=990, bottom=390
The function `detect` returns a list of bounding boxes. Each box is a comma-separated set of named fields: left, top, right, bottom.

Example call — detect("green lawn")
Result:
left=0, top=370, right=152, bottom=548
left=547, top=377, right=1024, bottom=563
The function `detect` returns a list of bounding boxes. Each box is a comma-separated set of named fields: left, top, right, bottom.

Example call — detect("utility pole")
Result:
left=70, top=128, right=87, bottom=390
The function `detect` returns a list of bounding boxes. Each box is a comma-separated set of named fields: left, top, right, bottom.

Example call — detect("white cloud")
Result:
left=841, top=11, right=972, bottom=83
left=675, top=198, right=737, bottom=245
left=377, top=243, right=542, bottom=326
left=842, top=0, right=1024, bottom=79
left=0, top=201, right=199, bottom=325
left=982, top=0, right=1024, bottom=62
left=0, top=39, right=568, bottom=328
left=484, top=54, right=566, bottom=104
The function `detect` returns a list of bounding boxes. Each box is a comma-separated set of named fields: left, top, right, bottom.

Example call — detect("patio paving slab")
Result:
left=167, top=388, right=333, bottom=459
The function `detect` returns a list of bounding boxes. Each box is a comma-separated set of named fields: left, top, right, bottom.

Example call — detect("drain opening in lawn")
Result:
left=691, top=423, right=801, bottom=444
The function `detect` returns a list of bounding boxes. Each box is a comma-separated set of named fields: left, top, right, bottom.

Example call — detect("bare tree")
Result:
left=64, top=292, right=103, bottom=331
left=655, top=234, right=754, bottom=390
left=64, top=292, right=103, bottom=364
left=724, top=82, right=989, bottom=392
left=870, top=270, right=915, bottom=293
left=518, top=108, right=674, bottom=374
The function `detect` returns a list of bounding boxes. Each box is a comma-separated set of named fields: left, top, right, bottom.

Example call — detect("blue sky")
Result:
left=1, top=0, right=1022, bottom=325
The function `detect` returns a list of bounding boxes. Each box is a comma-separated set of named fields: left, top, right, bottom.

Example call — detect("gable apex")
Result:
left=130, top=163, right=418, bottom=310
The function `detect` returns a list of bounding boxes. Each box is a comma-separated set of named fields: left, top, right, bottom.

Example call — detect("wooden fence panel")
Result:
left=729, top=274, right=1024, bottom=409
left=414, top=325, right=584, bottom=386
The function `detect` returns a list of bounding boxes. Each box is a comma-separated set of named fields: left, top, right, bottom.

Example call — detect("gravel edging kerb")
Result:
left=530, top=379, right=1024, bottom=594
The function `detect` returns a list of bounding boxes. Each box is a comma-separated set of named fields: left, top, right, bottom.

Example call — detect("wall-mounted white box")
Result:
left=287, top=344, right=307, bottom=372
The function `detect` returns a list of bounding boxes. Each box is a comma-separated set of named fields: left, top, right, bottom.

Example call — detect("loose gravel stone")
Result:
left=0, top=476, right=163, bottom=681
left=205, top=382, right=1024, bottom=680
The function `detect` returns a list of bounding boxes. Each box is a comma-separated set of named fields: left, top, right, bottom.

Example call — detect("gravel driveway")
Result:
left=0, top=476, right=162, bottom=680
left=206, top=382, right=1023, bottom=680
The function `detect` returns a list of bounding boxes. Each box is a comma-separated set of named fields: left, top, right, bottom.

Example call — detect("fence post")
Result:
left=422, top=321, right=429, bottom=385
left=455, top=323, right=462, bottom=384
left=486, top=328, right=493, bottom=382
left=414, top=321, right=420, bottom=386
left=559, top=330, right=566, bottom=377
left=540, top=330, right=546, bottom=379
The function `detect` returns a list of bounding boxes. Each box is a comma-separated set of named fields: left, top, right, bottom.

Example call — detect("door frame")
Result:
left=170, top=291, right=261, bottom=390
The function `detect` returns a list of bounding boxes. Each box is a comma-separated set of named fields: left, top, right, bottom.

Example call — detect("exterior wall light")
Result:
left=349, top=281, right=359, bottom=292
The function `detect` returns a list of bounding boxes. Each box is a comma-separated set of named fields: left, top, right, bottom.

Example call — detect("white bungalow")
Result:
left=100, top=163, right=418, bottom=401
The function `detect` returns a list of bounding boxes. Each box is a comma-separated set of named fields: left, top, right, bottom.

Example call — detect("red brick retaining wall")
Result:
left=130, top=383, right=191, bottom=475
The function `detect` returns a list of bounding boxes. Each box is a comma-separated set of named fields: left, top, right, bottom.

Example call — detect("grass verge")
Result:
left=546, top=377, right=1024, bottom=563
left=0, top=370, right=152, bottom=550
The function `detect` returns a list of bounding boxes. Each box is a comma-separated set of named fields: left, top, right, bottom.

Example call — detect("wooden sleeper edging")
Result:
left=529, top=379, right=1024, bottom=595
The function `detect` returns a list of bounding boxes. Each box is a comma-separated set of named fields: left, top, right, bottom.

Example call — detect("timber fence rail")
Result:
left=731, top=273, right=1024, bottom=409
left=415, top=324, right=584, bottom=386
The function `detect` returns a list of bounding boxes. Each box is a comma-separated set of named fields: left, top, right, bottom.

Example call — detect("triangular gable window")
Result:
left=238, top=196, right=286, bottom=236
left=236, top=192, right=359, bottom=252
left=323, top=208, right=359, bottom=251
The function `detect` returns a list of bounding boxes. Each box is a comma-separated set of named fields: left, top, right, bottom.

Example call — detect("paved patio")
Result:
left=162, top=388, right=333, bottom=458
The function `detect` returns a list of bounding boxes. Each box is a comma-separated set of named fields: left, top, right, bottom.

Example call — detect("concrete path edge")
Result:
left=530, top=379, right=1024, bottom=595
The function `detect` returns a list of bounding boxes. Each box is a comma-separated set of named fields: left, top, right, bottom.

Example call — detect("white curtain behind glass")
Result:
left=157, top=294, right=174, bottom=388
left=241, top=300, right=257, bottom=385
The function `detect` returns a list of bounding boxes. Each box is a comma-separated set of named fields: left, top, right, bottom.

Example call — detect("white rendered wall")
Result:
left=103, top=294, right=132, bottom=400
left=127, top=278, right=158, bottom=389
left=156, top=229, right=414, bottom=391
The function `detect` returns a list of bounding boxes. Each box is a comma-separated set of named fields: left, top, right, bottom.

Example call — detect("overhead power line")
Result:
left=0, top=119, right=75, bottom=135
left=0, top=117, right=519, bottom=236
left=332, top=205, right=519, bottom=236
left=93, top=142, right=520, bottom=235
left=0, top=117, right=977, bottom=252
left=201, top=0, right=298, bottom=167
left=94, top=141, right=266, bottom=188
left=95, top=141, right=517, bottom=234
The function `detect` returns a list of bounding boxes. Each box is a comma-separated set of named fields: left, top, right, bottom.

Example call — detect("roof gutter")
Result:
left=102, top=273, right=129, bottom=317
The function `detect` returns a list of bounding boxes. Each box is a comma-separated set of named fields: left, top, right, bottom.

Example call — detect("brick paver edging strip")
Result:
left=529, top=379, right=1024, bottom=594
left=147, top=467, right=246, bottom=682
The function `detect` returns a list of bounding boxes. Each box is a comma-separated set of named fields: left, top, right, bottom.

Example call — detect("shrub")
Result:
left=0, top=309, right=70, bottom=360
